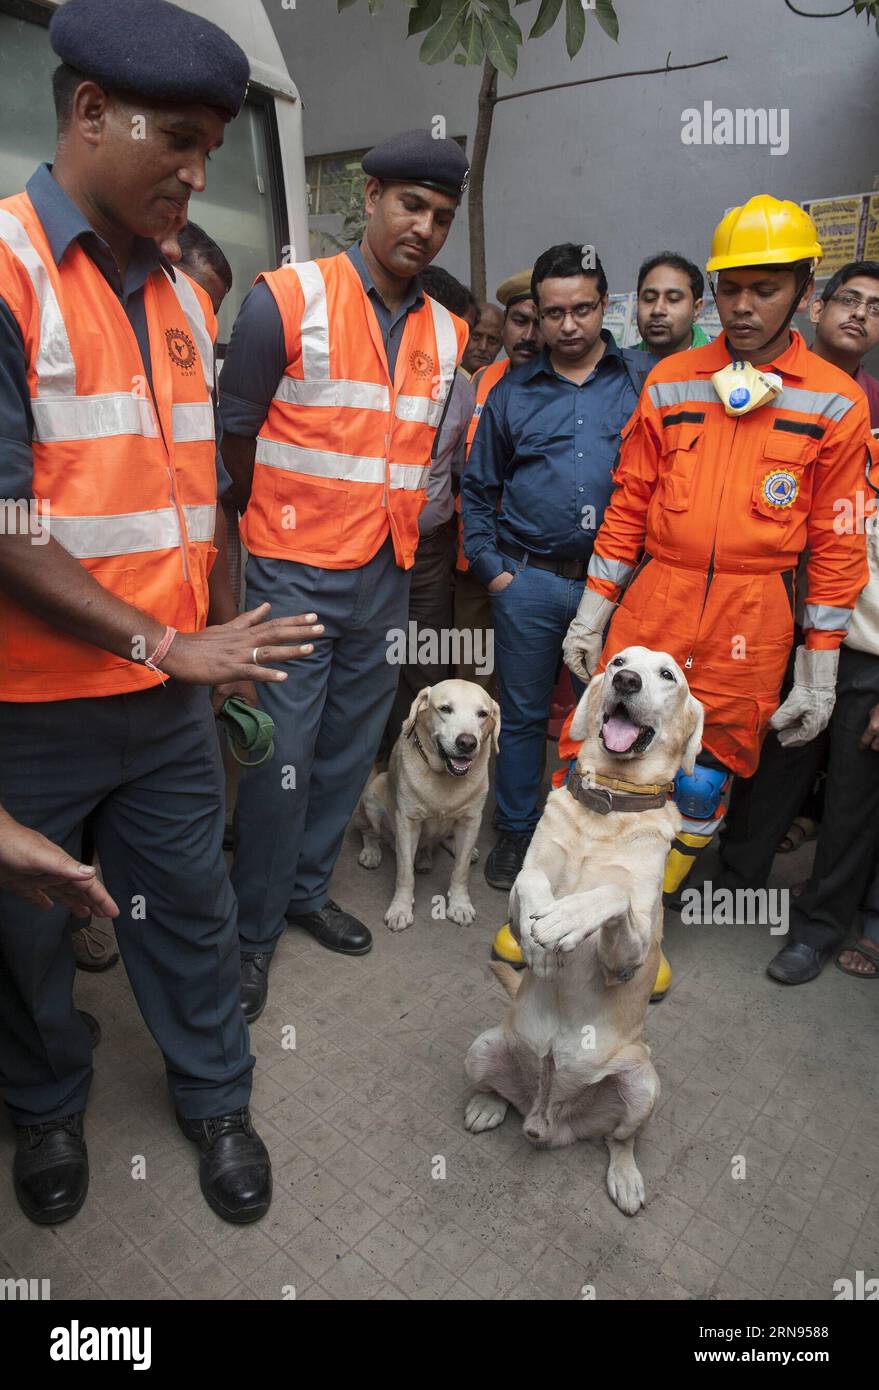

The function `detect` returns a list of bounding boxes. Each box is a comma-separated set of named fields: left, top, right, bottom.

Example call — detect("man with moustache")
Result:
left=462, top=300, right=504, bottom=377
left=462, top=244, right=655, bottom=893
left=633, top=252, right=709, bottom=358
left=220, top=132, right=470, bottom=1019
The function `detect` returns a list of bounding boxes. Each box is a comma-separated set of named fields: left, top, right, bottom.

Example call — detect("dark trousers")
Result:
left=0, top=683, right=252, bottom=1125
left=232, top=536, right=409, bottom=952
left=721, top=644, right=879, bottom=952
left=383, top=517, right=457, bottom=752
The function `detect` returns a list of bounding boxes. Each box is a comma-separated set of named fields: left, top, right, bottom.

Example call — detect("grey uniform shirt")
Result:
left=419, top=369, right=475, bottom=535
left=0, top=163, right=229, bottom=501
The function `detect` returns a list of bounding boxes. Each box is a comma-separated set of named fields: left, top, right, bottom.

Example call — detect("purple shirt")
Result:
left=855, top=365, right=879, bottom=430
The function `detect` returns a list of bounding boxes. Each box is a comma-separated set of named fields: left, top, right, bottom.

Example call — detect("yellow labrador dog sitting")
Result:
left=464, top=647, right=703, bottom=1215
left=355, top=680, right=500, bottom=932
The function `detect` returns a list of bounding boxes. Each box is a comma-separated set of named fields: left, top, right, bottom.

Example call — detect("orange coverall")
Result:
left=559, top=330, right=874, bottom=778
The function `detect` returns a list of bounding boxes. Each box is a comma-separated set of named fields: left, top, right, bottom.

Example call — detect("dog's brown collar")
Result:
left=567, top=768, right=673, bottom=815
left=408, top=727, right=433, bottom=766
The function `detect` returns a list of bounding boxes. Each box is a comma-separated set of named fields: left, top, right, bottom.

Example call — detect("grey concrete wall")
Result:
left=264, top=0, right=879, bottom=306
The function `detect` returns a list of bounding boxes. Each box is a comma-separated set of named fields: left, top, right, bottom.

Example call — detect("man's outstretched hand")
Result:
left=162, top=604, right=323, bottom=689
left=0, top=809, right=120, bottom=918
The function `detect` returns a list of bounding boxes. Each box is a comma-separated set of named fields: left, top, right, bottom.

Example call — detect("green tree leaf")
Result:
left=482, top=8, right=519, bottom=76
left=564, top=0, right=586, bottom=58
left=337, top=0, right=361, bottom=11
left=595, top=0, right=619, bottom=42
left=529, top=0, right=562, bottom=40
left=419, top=0, right=471, bottom=64
left=408, top=0, right=443, bottom=35
left=462, top=11, right=486, bottom=63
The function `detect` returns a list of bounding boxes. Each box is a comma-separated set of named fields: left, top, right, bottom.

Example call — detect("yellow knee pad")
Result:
left=662, top=833, right=713, bottom=894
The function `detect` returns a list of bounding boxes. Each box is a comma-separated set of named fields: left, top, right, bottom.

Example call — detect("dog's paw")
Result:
left=606, top=1155, right=645, bottom=1216
left=447, top=890, right=476, bottom=926
left=520, top=927, right=558, bottom=980
left=464, top=1092, right=508, bottom=1133
left=385, top=899, right=414, bottom=933
left=531, top=899, right=599, bottom=954
left=358, top=844, right=382, bottom=870
left=414, top=845, right=433, bottom=875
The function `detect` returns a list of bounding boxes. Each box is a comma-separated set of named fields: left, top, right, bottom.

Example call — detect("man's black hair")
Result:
left=820, top=260, right=879, bottom=303
left=531, top=243, right=608, bottom=302
left=52, top=63, right=88, bottom=131
left=178, top=221, right=233, bottom=293
left=420, top=264, right=477, bottom=319
left=637, top=251, right=704, bottom=302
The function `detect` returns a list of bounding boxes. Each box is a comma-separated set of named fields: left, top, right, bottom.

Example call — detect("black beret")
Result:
left=362, top=130, right=470, bottom=200
left=50, top=0, right=250, bottom=120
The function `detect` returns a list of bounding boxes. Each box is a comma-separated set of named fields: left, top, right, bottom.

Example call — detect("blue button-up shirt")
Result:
left=0, top=163, right=229, bottom=498
left=219, top=242, right=424, bottom=438
left=461, top=332, right=655, bottom=587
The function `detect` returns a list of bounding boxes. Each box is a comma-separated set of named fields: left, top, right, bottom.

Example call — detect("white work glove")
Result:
left=563, top=589, right=617, bottom=681
left=770, top=646, right=839, bottom=748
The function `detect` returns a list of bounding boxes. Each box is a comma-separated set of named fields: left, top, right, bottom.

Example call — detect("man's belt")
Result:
left=498, top=539, right=589, bottom=581
left=567, top=768, right=673, bottom=814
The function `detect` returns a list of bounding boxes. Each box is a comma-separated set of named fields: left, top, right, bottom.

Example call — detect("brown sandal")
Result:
left=777, top=816, right=817, bottom=854
left=835, top=939, right=879, bottom=979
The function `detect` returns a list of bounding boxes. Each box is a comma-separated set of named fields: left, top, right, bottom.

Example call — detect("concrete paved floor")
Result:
left=1, top=763, right=877, bottom=1301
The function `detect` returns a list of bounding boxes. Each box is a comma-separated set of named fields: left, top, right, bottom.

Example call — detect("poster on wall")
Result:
left=604, top=291, right=636, bottom=348
left=801, top=193, right=876, bottom=277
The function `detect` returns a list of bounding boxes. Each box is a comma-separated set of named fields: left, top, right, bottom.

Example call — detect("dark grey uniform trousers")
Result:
left=232, top=535, right=409, bottom=953
left=0, top=682, right=252, bottom=1126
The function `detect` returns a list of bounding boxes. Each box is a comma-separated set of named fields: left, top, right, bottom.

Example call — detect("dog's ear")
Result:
left=488, top=697, right=501, bottom=753
left=680, top=695, right=705, bottom=776
left=568, top=673, right=604, bottom=744
left=402, top=687, right=431, bottom=738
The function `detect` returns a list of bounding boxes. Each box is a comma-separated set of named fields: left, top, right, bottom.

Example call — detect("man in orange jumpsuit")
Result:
left=491, top=198, right=874, bottom=998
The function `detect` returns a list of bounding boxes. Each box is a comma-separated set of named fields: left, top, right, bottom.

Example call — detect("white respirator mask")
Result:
left=711, top=358, right=783, bottom=417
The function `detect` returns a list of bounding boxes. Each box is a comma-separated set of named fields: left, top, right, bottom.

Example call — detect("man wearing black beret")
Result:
left=220, top=130, right=470, bottom=1014
left=0, top=0, right=315, bottom=1227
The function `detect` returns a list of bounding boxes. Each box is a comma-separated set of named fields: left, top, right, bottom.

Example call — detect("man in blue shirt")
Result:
left=462, top=243, right=655, bottom=890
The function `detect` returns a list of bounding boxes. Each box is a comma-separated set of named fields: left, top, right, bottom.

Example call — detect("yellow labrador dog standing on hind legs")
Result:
left=355, top=680, right=500, bottom=932
left=464, top=647, right=703, bottom=1215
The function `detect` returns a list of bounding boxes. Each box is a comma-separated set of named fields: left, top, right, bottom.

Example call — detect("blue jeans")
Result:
left=490, top=553, right=586, bottom=835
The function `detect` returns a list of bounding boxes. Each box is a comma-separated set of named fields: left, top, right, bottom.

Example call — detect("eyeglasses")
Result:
left=541, top=302, right=602, bottom=325
left=828, top=291, right=879, bottom=319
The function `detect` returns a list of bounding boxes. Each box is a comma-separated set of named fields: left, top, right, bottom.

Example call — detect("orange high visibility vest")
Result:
left=456, top=357, right=509, bottom=572
left=0, top=193, right=219, bottom=703
left=242, top=253, right=468, bottom=571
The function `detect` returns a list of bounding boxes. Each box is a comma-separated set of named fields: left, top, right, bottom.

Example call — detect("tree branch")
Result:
left=492, top=53, right=729, bottom=105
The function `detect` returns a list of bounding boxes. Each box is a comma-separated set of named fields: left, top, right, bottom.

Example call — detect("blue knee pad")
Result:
left=673, top=763, right=727, bottom=820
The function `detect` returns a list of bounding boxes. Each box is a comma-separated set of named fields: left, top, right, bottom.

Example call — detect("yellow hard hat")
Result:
left=706, top=195, right=822, bottom=273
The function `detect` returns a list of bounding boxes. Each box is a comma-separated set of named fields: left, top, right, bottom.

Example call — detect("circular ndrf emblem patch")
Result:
left=166, top=328, right=197, bottom=375
left=761, top=469, right=799, bottom=509
left=409, top=348, right=434, bottom=379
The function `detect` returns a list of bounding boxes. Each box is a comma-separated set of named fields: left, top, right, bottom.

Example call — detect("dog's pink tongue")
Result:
left=603, top=713, right=641, bottom=752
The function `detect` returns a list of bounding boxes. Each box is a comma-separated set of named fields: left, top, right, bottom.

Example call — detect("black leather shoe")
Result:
left=240, top=952, right=270, bottom=1024
left=485, top=832, right=531, bottom=891
left=14, top=1112, right=88, bottom=1225
left=285, top=899, right=372, bottom=955
left=176, top=1107, right=272, bottom=1224
left=767, top=941, right=830, bottom=985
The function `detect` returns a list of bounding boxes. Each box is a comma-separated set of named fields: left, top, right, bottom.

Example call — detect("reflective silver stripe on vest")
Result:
left=588, top=553, right=635, bottom=585
left=256, top=437, right=429, bottom=491
left=163, top=267, right=214, bottom=392
left=0, top=208, right=76, bottom=394
left=31, top=392, right=160, bottom=442
left=275, top=375, right=389, bottom=412
left=47, top=504, right=215, bottom=558
left=172, top=402, right=216, bottom=442
left=648, top=380, right=718, bottom=409
left=290, top=261, right=331, bottom=380
left=772, top=387, right=854, bottom=423
left=803, top=603, right=852, bottom=631
left=394, top=393, right=444, bottom=427
left=424, top=293, right=460, bottom=406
